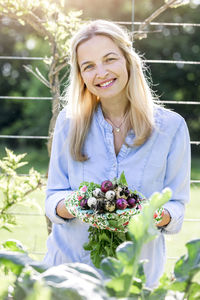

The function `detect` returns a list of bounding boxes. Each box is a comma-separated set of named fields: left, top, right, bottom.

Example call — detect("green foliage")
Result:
left=0, top=241, right=108, bottom=300
left=112, top=171, right=128, bottom=187
left=0, top=0, right=83, bottom=150
left=0, top=148, right=43, bottom=231
left=169, top=239, right=200, bottom=297
left=0, top=188, right=199, bottom=299
left=0, top=0, right=82, bottom=60
left=101, top=188, right=172, bottom=298
left=83, top=227, right=127, bottom=268
left=79, top=181, right=101, bottom=198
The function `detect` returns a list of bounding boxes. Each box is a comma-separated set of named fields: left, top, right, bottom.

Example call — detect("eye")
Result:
left=105, top=57, right=116, bottom=63
left=83, top=64, right=94, bottom=71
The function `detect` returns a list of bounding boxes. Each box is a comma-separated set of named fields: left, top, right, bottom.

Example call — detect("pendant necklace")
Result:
left=106, top=110, right=128, bottom=133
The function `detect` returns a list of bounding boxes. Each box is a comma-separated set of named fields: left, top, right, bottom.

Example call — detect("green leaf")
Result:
left=40, top=263, right=109, bottom=300
left=119, top=171, right=128, bottom=186
left=136, top=261, right=146, bottom=284
left=66, top=262, right=103, bottom=280
left=128, top=188, right=172, bottom=245
left=170, top=280, right=187, bottom=292
left=99, top=232, right=111, bottom=243
left=91, top=249, right=102, bottom=268
left=105, top=274, right=132, bottom=298
left=2, top=239, right=27, bottom=253
left=83, top=242, right=93, bottom=251
left=0, top=251, right=47, bottom=275
left=146, top=286, right=168, bottom=300
left=102, top=189, right=171, bottom=298
left=174, top=239, right=200, bottom=282
left=0, top=225, right=12, bottom=232
left=25, top=281, right=52, bottom=300
left=157, top=272, right=171, bottom=290
left=187, top=282, right=200, bottom=299
left=116, top=241, right=135, bottom=265
left=129, top=281, right=141, bottom=295
left=101, top=257, right=123, bottom=278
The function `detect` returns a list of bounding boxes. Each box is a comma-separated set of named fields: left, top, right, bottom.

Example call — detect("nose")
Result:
left=96, top=64, right=109, bottom=79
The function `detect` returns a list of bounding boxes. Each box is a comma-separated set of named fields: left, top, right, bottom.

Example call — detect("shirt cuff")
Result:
left=55, top=199, right=75, bottom=222
left=160, top=201, right=185, bottom=234
left=45, top=190, right=73, bottom=224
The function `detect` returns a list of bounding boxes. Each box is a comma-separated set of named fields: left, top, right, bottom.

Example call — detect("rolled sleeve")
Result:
left=162, top=118, right=191, bottom=234
left=46, top=191, right=73, bottom=224
left=45, top=109, right=73, bottom=224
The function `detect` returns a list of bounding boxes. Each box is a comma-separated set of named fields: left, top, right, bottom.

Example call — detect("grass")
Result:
left=165, top=185, right=200, bottom=274
left=0, top=189, right=48, bottom=260
left=191, top=155, right=200, bottom=180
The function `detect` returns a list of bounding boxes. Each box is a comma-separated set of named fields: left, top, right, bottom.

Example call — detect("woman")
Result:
left=44, top=20, right=190, bottom=289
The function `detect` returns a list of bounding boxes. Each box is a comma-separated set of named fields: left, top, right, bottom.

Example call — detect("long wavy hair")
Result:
left=65, top=19, right=158, bottom=162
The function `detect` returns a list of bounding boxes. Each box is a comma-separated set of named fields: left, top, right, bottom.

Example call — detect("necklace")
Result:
left=106, top=110, right=128, bottom=133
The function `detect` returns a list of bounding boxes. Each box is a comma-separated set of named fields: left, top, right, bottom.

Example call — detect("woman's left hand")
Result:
left=156, top=209, right=171, bottom=228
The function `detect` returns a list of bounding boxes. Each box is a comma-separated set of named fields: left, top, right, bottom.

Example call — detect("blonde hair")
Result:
left=65, top=19, right=157, bottom=162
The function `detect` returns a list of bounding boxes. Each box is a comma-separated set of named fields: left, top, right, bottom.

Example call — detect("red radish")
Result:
left=127, top=197, right=137, bottom=208
left=116, top=198, right=128, bottom=210
left=101, top=180, right=113, bottom=193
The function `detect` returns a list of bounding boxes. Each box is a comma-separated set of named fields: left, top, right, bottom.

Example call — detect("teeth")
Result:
left=99, top=80, right=113, bottom=87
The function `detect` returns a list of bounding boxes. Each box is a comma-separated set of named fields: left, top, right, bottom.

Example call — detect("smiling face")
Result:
left=77, top=35, right=129, bottom=102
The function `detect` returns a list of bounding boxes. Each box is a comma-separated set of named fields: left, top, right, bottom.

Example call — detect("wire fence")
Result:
left=1, top=56, right=200, bottom=65
left=1, top=96, right=200, bottom=105
left=117, top=21, right=200, bottom=27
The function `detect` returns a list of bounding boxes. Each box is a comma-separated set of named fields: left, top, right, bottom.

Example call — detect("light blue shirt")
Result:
left=44, top=104, right=191, bottom=289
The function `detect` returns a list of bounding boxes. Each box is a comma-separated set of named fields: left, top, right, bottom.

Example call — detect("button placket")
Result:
left=105, top=130, right=118, bottom=178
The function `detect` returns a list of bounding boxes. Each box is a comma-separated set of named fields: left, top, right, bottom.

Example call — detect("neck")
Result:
left=100, top=97, right=129, bottom=120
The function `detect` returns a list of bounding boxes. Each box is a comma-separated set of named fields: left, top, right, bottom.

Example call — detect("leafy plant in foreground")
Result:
left=0, top=189, right=200, bottom=299
left=101, top=188, right=172, bottom=298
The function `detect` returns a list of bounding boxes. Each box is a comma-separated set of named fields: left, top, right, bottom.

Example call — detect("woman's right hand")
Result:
left=56, top=199, right=75, bottom=219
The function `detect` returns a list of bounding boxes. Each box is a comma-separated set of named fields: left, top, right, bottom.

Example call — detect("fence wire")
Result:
left=1, top=96, right=200, bottom=105
left=0, top=135, right=49, bottom=139
left=0, top=135, right=199, bottom=146
left=116, top=21, right=200, bottom=27
left=1, top=56, right=200, bottom=65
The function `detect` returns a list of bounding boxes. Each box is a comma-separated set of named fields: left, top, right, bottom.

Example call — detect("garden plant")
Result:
left=0, top=187, right=199, bottom=299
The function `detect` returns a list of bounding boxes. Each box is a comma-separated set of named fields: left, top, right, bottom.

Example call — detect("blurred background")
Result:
left=0, top=0, right=199, bottom=173
left=0, top=0, right=200, bottom=278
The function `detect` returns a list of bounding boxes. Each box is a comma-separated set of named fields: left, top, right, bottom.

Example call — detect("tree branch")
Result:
left=23, top=65, right=50, bottom=88
left=52, top=62, right=68, bottom=76
left=35, top=67, right=50, bottom=86
left=133, top=0, right=179, bottom=40
left=0, top=4, right=55, bottom=44
left=21, top=11, right=54, bottom=44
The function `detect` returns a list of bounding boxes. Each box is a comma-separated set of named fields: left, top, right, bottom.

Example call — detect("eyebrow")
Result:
left=80, top=52, right=119, bottom=68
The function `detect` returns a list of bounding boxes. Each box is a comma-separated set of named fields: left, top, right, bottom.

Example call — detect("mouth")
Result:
left=96, top=78, right=116, bottom=88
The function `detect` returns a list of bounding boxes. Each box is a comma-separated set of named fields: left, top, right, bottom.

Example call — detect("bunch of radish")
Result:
left=79, top=179, right=144, bottom=214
